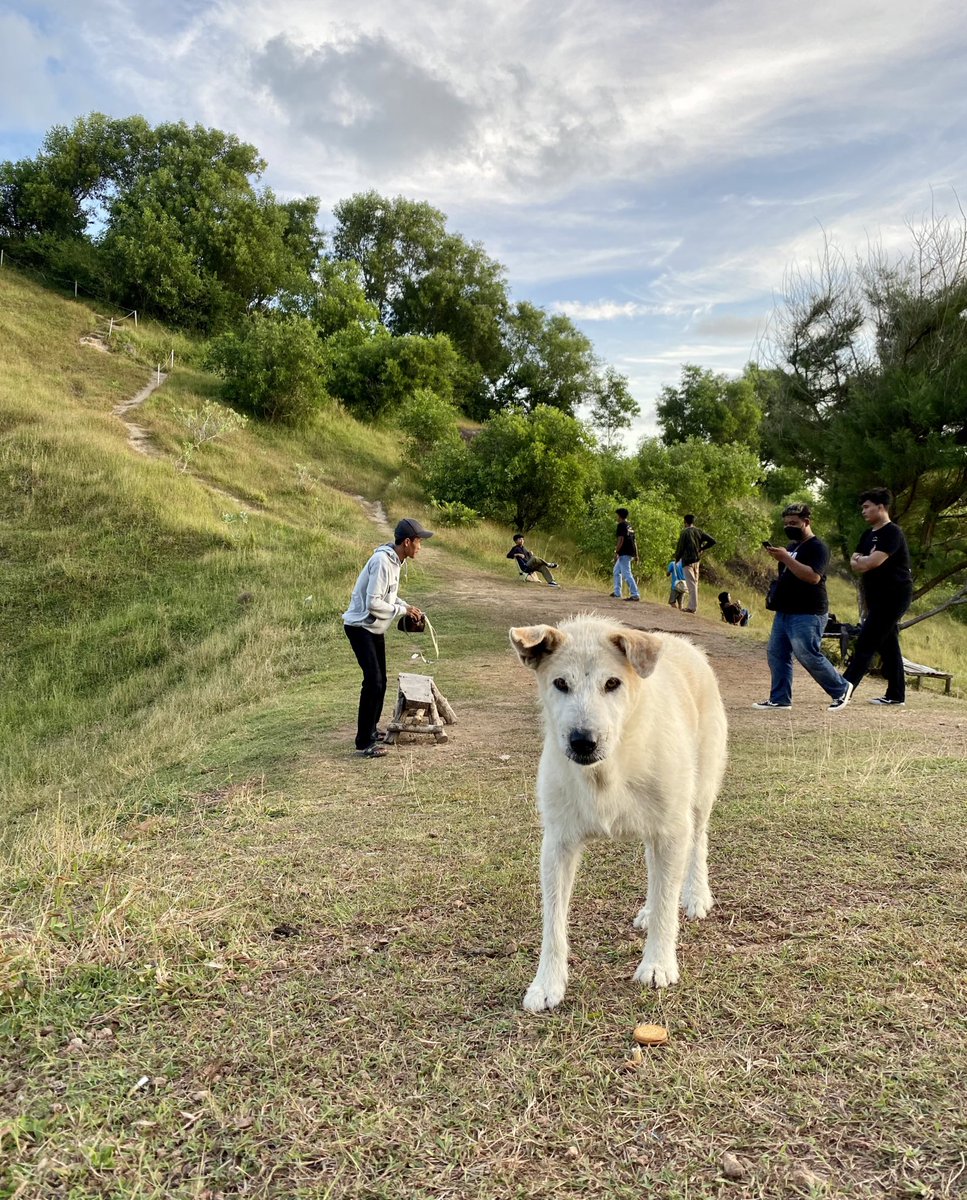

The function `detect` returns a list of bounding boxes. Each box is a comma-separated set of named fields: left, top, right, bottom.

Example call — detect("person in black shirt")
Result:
left=753, top=503, right=852, bottom=710
left=673, top=514, right=716, bottom=613
left=507, top=535, right=559, bottom=586
left=840, top=488, right=913, bottom=706
left=612, top=507, right=640, bottom=601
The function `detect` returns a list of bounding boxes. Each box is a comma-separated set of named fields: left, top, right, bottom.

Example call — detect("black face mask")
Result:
left=783, top=525, right=805, bottom=543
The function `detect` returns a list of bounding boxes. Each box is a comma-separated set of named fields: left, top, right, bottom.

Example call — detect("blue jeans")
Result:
left=613, top=555, right=639, bottom=598
left=767, top=612, right=847, bottom=705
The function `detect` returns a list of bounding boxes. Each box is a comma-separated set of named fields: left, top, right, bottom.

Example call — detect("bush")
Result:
left=429, top=499, right=480, bottom=528
left=204, top=315, right=328, bottom=426
left=396, top=388, right=461, bottom=463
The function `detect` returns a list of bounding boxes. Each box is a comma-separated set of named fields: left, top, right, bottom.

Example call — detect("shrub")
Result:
left=204, top=315, right=328, bottom=426
left=429, top=499, right=480, bottom=528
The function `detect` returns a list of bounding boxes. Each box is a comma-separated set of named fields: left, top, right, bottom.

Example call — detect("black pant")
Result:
left=344, top=625, right=387, bottom=749
left=844, top=585, right=913, bottom=702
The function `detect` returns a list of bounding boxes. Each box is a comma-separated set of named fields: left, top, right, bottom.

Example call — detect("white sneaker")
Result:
left=828, top=681, right=854, bottom=711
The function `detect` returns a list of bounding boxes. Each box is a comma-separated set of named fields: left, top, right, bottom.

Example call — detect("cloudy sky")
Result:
left=3, top=0, right=967, bottom=438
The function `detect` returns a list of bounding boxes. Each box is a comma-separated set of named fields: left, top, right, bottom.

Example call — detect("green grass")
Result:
left=2, top=266, right=966, bottom=1199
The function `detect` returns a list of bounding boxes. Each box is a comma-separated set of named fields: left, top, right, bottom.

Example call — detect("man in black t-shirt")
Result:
left=840, top=488, right=913, bottom=706
left=612, top=507, right=640, bottom=601
left=753, top=503, right=852, bottom=710
left=673, top=515, right=716, bottom=613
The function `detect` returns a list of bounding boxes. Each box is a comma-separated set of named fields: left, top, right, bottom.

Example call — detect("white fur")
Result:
left=509, top=614, right=728, bottom=1012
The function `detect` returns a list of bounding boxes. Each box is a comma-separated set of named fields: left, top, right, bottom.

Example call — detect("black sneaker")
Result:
left=751, top=699, right=791, bottom=709
left=868, top=697, right=905, bottom=706
left=547, top=562, right=558, bottom=569
left=624, top=596, right=641, bottom=602
left=828, top=682, right=854, bottom=711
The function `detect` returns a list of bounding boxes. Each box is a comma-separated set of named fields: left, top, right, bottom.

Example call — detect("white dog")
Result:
left=509, top=614, right=727, bottom=1011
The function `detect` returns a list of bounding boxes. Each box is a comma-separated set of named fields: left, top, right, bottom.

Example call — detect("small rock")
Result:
left=721, top=1152, right=745, bottom=1180
left=565, top=1145, right=579, bottom=1159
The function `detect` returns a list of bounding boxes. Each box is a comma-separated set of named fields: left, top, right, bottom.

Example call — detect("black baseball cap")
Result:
left=394, top=517, right=434, bottom=542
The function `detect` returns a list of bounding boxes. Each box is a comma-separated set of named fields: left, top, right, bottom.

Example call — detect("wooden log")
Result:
left=430, top=680, right=457, bottom=725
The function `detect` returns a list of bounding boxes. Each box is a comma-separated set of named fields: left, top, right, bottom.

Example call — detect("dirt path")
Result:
left=111, top=372, right=168, bottom=457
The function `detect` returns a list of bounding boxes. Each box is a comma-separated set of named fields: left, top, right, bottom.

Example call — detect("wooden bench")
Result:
left=385, top=672, right=457, bottom=745
left=903, top=659, right=954, bottom=695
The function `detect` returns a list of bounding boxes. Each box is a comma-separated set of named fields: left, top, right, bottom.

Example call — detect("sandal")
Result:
left=355, top=743, right=389, bottom=758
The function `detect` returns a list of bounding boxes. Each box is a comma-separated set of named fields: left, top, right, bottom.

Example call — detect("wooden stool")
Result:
left=385, top=673, right=457, bottom=745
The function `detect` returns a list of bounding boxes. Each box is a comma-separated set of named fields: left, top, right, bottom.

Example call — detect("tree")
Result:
left=656, top=364, right=762, bottom=451
left=425, top=405, right=597, bottom=531
left=634, top=438, right=767, bottom=560
left=324, top=326, right=460, bottom=419
left=588, top=367, right=640, bottom=450
left=1, top=114, right=322, bottom=327
left=204, top=315, right=329, bottom=425
left=493, top=302, right=598, bottom=416
left=330, top=192, right=509, bottom=412
left=765, top=220, right=967, bottom=610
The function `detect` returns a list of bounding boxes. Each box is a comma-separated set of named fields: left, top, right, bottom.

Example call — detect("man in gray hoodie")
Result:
left=342, top=517, right=432, bottom=757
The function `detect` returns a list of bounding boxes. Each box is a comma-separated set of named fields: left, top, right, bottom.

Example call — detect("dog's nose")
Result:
left=568, top=729, right=598, bottom=757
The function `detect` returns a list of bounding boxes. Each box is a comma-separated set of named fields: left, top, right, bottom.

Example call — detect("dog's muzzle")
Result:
left=567, top=728, right=602, bottom=765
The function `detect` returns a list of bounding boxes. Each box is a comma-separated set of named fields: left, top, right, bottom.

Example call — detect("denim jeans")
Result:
left=767, top=612, right=848, bottom=705
left=613, top=555, right=640, bottom=599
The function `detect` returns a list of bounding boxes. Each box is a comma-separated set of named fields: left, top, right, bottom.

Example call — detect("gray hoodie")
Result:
left=342, top=543, right=409, bottom=635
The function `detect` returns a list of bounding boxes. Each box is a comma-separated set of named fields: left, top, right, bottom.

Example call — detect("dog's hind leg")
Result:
left=632, top=843, right=655, bottom=930
left=681, top=816, right=714, bottom=919
left=633, top=831, right=688, bottom=989
left=523, top=836, right=583, bottom=1013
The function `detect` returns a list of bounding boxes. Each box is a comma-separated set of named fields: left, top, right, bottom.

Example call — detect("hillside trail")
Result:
left=105, top=362, right=259, bottom=513
left=112, top=372, right=167, bottom=457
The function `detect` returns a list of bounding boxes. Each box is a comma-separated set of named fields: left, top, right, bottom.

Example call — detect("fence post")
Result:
left=109, top=317, right=114, bottom=337
left=134, top=311, right=138, bottom=328
left=74, top=280, right=78, bottom=297
left=157, top=364, right=161, bottom=386
left=0, top=248, right=4, bottom=267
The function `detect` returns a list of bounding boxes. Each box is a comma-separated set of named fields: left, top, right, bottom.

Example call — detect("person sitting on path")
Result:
left=837, top=487, right=914, bottom=708
left=674, top=514, right=715, bottom=613
left=342, top=517, right=432, bottom=758
left=613, top=507, right=641, bottom=601
left=507, top=534, right=559, bottom=586
left=667, top=559, right=687, bottom=608
left=718, top=591, right=750, bottom=626
left=753, top=503, right=852, bottom=711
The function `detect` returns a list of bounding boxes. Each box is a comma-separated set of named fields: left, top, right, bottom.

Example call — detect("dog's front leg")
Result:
left=523, top=836, right=582, bottom=1012
left=633, top=833, right=688, bottom=989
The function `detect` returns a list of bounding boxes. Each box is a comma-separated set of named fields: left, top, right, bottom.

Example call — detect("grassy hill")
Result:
left=2, top=268, right=965, bottom=1199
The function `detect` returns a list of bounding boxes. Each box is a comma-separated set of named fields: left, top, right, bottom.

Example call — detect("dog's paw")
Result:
left=632, top=904, right=650, bottom=930
left=634, top=957, right=679, bottom=989
left=523, top=976, right=566, bottom=1012
left=682, top=891, right=714, bottom=920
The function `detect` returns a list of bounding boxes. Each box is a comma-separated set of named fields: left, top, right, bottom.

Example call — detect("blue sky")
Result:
left=3, top=0, right=967, bottom=439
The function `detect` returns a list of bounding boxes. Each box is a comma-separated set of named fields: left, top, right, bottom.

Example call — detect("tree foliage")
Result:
left=1, top=113, right=321, bottom=327
left=493, top=302, right=598, bottom=416
left=204, top=315, right=328, bottom=426
left=325, top=327, right=460, bottom=420
left=587, top=367, right=640, bottom=450
left=424, top=406, right=597, bottom=531
left=766, top=222, right=967, bottom=604
left=657, top=363, right=762, bottom=451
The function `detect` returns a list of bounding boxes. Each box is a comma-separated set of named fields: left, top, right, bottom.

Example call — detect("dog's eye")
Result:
left=604, top=677, right=622, bottom=692
left=552, top=677, right=570, bottom=693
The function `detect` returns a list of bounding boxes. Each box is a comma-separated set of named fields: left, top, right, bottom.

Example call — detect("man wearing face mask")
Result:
left=753, top=503, right=853, bottom=710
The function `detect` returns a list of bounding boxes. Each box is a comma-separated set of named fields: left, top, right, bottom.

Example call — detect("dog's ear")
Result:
left=509, top=624, right=567, bottom=669
left=609, top=629, right=662, bottom=678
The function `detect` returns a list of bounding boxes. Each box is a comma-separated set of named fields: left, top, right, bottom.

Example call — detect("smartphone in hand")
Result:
left=762, top=540, right=774, bottom=549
